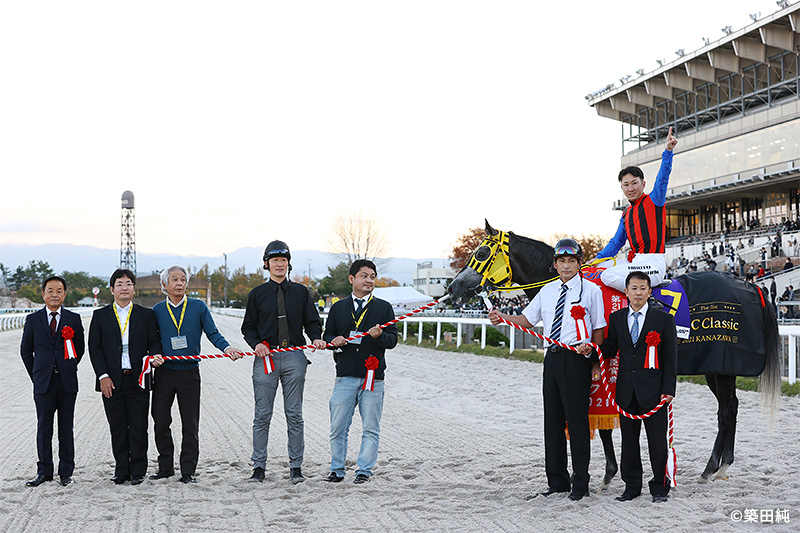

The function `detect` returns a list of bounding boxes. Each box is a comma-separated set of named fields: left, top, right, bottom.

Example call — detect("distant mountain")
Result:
left=0, top=243, right=451, bottom=286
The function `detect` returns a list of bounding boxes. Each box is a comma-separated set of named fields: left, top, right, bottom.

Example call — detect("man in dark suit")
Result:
left=323, top=259, right=398, bottom=484
left=582, top=270, right=677, bottom=503
left=20, top=275, right=86, bottom=487
left=89, top=269, right=162, bottom=485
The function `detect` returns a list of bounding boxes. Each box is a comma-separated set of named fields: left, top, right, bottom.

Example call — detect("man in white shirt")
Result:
left=89, top=269, right=162, bottom=485
left=489, top=239, right=606, bottom=501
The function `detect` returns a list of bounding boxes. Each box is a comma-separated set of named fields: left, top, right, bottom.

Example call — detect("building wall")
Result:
left=413, top=267, right=456, bottom=297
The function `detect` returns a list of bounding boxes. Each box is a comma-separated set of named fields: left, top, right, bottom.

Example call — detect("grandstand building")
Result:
left=587, top=2, right=800, bottom=268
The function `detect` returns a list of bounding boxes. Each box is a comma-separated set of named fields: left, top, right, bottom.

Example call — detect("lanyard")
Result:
left=166, top=298, right=187, bottom=335
left=351, top=294, right=373, bottom=329
left=113, top=303, right=132, bottom=338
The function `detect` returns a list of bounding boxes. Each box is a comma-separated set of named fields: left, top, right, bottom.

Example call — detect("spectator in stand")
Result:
left=760, top=247, right=767, bottom=270
left=770, top=279, right=777, bottom=310
left=784, top=258, right=794, bottom=271
left=756, top=266, right=766, bottom=278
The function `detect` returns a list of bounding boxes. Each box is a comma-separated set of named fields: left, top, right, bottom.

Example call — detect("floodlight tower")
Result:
left=120, top=191, right=137, bottom=273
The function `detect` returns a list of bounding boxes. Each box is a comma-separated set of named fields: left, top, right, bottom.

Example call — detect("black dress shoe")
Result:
left=354, top=474, right=370, bottom=484
left=615, top=492, right=640, bottom=502
left=249, top=467, right=265, bottom=482
left=289, top=467, right=305, bottom=485
left=325, top=472, right=344, bottom=483
left=539, top=487, right=569, bottom=497
left=149, top=471, right=174, bottom=480
left=652, top=494, right=669, bottom=503
left=25, top=475, right=52, bottom=487
left=59, top=476, right=72, bottom=487
left=179, top=474, right=196, bottom=484
left=111, top=475, right=131, bottom=485
left=569, top=489, right=589, bottom=501
left=131, top=477, right=145, bottom=486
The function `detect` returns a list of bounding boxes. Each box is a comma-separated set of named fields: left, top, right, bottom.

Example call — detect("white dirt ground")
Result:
left=1, top=313, right=798, bottom=532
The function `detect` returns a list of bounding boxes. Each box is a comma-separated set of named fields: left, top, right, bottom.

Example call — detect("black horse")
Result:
left=447, top=221, right=782, bottom=484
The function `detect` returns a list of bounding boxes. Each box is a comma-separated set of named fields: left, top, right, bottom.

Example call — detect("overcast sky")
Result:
left=0, top=0, right=785, bottom=260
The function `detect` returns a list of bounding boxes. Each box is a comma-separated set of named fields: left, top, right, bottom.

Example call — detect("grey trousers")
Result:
left=251, top=350, right=307, bottom=469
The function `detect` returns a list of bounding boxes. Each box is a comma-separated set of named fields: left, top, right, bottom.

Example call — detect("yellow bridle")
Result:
left=466, top=231, right=610, bottom=293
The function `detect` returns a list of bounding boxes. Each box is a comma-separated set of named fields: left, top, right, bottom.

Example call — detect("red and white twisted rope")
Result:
left=139, top=296, right=449, bottom=387
left=494, top=315, right=671, bottom=421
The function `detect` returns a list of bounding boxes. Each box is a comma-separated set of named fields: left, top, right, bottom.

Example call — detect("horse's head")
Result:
left=447, top=220, right=512, bottom=303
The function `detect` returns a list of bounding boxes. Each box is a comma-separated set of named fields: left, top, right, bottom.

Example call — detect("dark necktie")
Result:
left=355, top=298, right=364, bottom=316
left=276, top=284, right=290, bottom=348
left=631, top=311, right=641, bottom=344
left=50, top=311, right=58, bottom=337
left=550, top=284, right=568, bottom=342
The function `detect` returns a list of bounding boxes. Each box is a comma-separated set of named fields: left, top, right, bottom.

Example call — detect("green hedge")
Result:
left=471, top=327, right=510, bottom=347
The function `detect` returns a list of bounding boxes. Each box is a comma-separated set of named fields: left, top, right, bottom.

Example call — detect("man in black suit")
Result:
left=89, top=269, right=162, bottom=485
left=323, top=259, right=398, bottom=484
left=581, top=270, right=677, bottom=503
left=20, top=275, right=86, bottom=487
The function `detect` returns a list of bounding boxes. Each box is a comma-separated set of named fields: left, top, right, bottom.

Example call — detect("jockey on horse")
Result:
left=595, top=127, right=678, bottom=294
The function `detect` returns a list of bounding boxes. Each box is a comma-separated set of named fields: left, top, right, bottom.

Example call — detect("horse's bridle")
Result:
left=467, top=231, right=557, bottom=293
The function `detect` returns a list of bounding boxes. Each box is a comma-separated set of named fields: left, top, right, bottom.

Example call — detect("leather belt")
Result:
left=547, top=345, right=575, bottom=354
left=122, top=369, right=133, bottom=375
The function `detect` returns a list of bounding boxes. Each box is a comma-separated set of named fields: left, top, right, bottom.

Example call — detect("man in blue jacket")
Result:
left=149, top=265, right=238, bottom=484
left=20, top=275, right=86, bottom=487
left=323, top=259, right=398, bottom=484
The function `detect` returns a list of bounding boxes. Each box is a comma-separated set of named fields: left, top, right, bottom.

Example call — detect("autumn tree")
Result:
left=550, top=233, right=609, bottom=261
left=375, top=277, right=399, bottom=287
left=317, top=262, right=352, bottom=297
left=329, top=211, right=389, bottom=266
left=449, top=227, right=485, bottom=270
left=292, top=274, right=321, bottom=300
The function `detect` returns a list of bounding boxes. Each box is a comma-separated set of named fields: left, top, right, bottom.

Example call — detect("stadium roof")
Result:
left=587, top=2, right=800, bottom=149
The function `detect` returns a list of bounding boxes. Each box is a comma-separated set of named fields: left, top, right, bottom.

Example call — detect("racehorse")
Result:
left=446, top=221, right=781, bottom=484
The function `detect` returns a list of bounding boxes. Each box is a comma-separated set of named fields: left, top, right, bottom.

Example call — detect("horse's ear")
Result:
left=485, top=219, right=498, bottom=236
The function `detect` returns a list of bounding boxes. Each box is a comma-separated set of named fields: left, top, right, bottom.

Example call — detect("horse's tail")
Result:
left=759, top=299, right=781, bottom=425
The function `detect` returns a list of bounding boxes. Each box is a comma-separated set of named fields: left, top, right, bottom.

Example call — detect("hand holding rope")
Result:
left=138, top=295, right=450, bottom=388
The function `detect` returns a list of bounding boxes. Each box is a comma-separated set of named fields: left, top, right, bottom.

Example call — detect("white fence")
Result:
left=214, top=308, right=798, bottom=384
left=0, top=308, right=96, bottom=331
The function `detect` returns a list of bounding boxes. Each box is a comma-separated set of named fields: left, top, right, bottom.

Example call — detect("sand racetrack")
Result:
left=1, top=313, right=798, bottom=532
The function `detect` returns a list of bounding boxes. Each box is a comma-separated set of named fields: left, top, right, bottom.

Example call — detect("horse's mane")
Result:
left=508, top=232, right=554, bottom=257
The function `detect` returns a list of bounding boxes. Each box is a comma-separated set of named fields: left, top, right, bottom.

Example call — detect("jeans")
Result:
left=329, top=376, right=385, bottom=478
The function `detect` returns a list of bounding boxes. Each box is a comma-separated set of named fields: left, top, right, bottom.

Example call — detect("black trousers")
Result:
left=619, top=392, right=669, bottom=497
left=34, top=371, right=76, bottom=478
left=151, top=366, right=201, bottom=477
left=102, top=373, right=150, bottom=478
left=542, top=347, right=592, bottom=493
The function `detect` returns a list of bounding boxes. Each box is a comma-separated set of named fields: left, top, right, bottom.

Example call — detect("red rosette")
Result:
left=627, top=249, right=636, bottom=263
left=61, top=326, right=74, bottom=340
left=645, top=331, right=661, bottom=347
left=570, top=305, right=586, bottom=319
left=364, top=356, right=380, bottom=371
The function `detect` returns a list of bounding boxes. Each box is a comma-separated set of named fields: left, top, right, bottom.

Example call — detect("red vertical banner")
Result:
left=583, top=267, right=626, bottom=434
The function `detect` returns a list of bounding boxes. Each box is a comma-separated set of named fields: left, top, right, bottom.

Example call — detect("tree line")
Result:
left=0, top=261, right=110, bottom=307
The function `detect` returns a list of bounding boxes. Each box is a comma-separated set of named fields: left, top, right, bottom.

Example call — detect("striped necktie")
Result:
left=550, top=284, right=568, bottom=342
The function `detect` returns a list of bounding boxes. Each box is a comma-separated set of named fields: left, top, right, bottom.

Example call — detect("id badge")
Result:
left=171, top=335, right=188, bottom=350
left=349, top=331, right=362, bottom=344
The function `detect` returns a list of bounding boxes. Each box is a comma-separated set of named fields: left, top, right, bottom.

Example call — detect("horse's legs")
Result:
left=598, top=429, right=618, bottom=490
left=700, top=374, right=738, bottom=482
